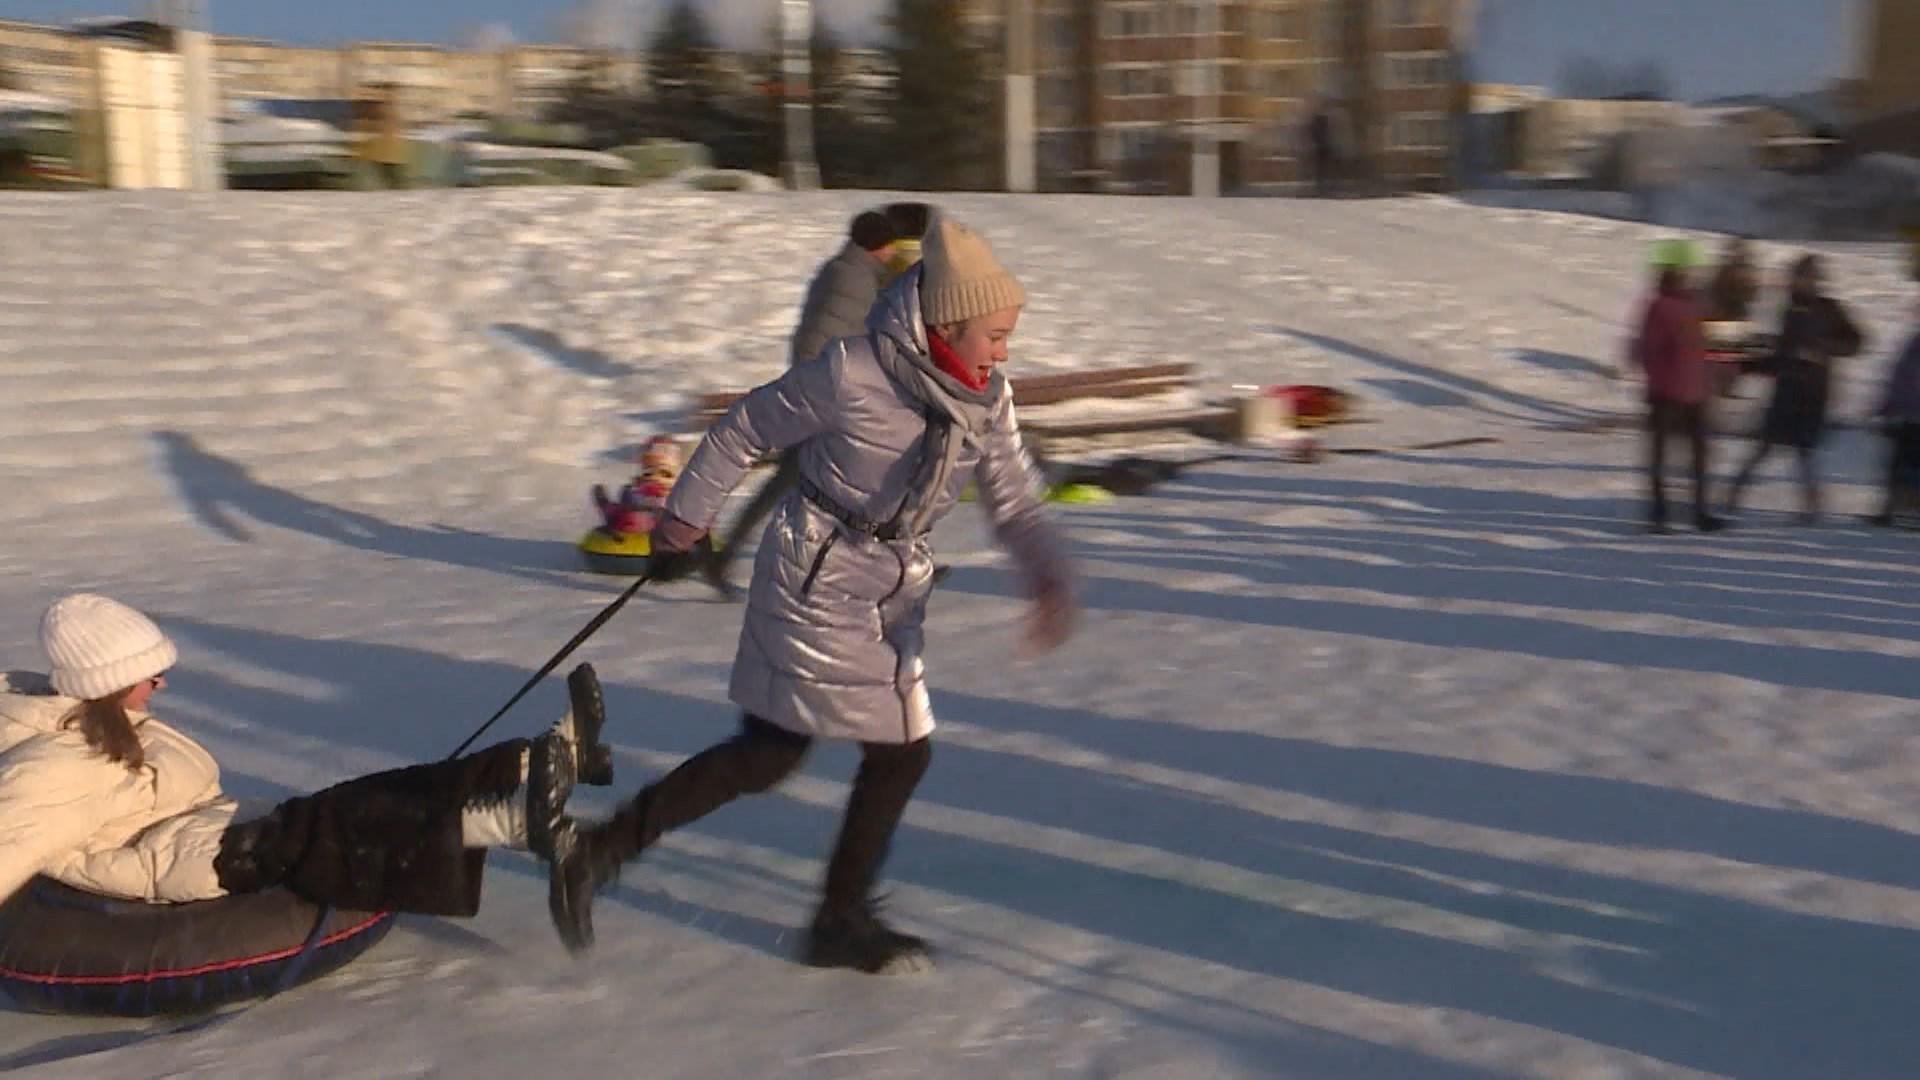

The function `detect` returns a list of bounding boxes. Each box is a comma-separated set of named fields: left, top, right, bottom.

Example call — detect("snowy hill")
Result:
left=2, top=188, right=1919, bottom=1078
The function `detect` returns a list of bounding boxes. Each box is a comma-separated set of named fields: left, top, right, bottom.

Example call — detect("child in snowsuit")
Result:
left=592, top=435, right=682, bottom=537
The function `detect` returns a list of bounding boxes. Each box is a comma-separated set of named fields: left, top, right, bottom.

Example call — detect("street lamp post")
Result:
left=780, top=0, right=820, bottom=189
left=1190, top=0, right=1218, bottom=196
left=169, top=0, right=223, bottom=191
left=1005, top=0, right=1036, bottom=192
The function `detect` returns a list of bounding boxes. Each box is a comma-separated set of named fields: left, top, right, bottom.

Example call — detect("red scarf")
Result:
left=926, top=327, right=988, bottom=392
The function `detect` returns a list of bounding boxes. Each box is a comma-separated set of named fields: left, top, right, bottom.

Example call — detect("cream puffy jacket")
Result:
left=0, top=672, right=237, bottom=905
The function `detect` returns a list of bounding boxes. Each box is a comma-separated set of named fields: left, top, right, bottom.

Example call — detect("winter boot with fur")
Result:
left=802, top=895, right=933, bottom=975
left=529, top=664, right=616, bottom=956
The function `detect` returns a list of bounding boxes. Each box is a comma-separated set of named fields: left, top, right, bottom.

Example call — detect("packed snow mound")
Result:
left=2, top=190, right=1920, bottom=1079
left=1468, top=153, right=1920, bottom=241
left=1651, top=153, right=1920, bottom=240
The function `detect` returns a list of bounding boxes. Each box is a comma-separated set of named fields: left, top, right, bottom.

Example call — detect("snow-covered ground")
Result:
left=2, top=188, right=1919, bottom=1079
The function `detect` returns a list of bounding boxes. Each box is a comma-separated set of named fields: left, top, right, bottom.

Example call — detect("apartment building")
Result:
left=2, top=19, right=643, bottom=127
left=0, top=18, right=93, bottom=107
left=1853, top=0, right=1920, bottom=118
left=1018, top=0, right=1468, bottom=194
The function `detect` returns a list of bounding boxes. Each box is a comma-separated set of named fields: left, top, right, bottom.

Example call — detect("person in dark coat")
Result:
left=1724, top=254, right=1865, bottom=522
left=1705, top=237, right=1760, bottom=324
left=1630, top=261, right=1724, bottom=533
left=1869, top=327, right=1920, bottom=525
left=1307, top=101, right=1336, bottom=197
left=703, top=211, right=900, bottom=596
left=881, top=201, right=933, bottom=279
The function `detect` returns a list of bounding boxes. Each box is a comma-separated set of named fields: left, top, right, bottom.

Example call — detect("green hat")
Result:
left=1650, top=238, right=1701, bottom=270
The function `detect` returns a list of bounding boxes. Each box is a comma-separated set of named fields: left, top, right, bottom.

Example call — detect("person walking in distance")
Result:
left=701, top=210, right=901, bottom=597
left=1724, top=254, right=1865, bottom=523
left=1629, top=244, right=1724, bottom=534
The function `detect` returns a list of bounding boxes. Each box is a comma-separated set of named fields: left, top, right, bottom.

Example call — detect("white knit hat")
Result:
left=41, top=594, right=178, bottom=701
left=918, top=217, right=1026, bottom=327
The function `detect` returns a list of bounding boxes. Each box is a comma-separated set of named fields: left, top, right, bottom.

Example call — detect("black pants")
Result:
left=214, top=740, right=528, bottom=918
left=713, top=452, right=803, bottom=573
left=1881, top=422, right=1920, bottom=518
left=1728, top=435, right=1821, bottom=517
left=601, top=714, right=931, bottom=912
left=1647, top=400, right=1710, bottom=525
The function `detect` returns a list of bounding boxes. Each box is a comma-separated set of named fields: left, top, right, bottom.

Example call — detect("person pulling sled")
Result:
left=546, top=216, right=1077, bottom=974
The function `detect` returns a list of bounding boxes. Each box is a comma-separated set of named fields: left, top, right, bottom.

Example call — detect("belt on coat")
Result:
left=797, top=475, right=919, bottom=542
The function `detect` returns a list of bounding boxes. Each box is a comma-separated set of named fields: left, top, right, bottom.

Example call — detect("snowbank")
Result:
left=1, top=190, right=1918, bottom=1078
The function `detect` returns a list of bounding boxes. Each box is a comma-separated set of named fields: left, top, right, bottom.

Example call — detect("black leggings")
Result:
left=1646, top=400, right=1709, bottom=524
left=1729, top=437, right=1821, bottom=516
left=214, top=739, right=528, bottom=918
left=1880, top=422, right=1920, bottom=518
left=601, top=714, right=931, bottom=911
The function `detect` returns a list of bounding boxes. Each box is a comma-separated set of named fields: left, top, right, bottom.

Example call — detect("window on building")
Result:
left=1266, top=64, right=1299, bottom=99
left=1102, top=3, right=1165, bottom=38
left=1391, top=111, right=1448, bottom=149
left=1103, top=65, right=1162, bottom=98
left=1387, top=0, right=1427, bottom=26
left=1320, top=4, right=1345, bottom=48
left=1047, top=12, right=1077, bottom=49
left=1264, top=6, right=1302, bottom=40
left=1386, top=52, right=1451, bottom=88
left=1041, top=72, right=1076, bottom=110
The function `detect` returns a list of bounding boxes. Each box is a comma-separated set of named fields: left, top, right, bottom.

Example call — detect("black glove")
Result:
left=648, top=534, right=713, bottom=583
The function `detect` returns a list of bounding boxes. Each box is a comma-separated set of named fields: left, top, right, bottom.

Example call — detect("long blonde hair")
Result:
left=62, top=689, right=145, bottom=770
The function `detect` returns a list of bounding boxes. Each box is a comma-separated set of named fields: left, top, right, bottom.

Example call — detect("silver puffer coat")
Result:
left=667, top=268, right=1068, bottom=744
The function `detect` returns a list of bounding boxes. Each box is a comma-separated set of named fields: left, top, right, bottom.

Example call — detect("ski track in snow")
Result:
left=1, top=189, right=1919, bottom=1079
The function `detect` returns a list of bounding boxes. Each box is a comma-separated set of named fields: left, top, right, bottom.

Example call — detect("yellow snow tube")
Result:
left=577, top=529, right=651, bottom=576
left=959, top=481, right=1114, bottom=505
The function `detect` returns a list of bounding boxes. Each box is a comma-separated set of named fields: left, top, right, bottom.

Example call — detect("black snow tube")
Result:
left=0, top=877, right=394, bottom=1016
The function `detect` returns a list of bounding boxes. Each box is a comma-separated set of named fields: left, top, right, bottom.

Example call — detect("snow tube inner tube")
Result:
left=578, top=527, right=650, bottom=576
left=0, top=877, right=393, bottom=1017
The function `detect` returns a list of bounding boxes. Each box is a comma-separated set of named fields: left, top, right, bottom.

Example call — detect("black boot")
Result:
left=802, top=895, right=932, bottom=975
left=801, top=738, right=933, bottom=974
left=524, top=730, right=576, bottom=865
left=567, top=663, right=614, bottom=787
left=545, top=818, right=625, bottom=955
left=701, top=547, right=743, bottom=602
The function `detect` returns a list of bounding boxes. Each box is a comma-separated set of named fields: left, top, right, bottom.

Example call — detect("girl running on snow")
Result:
left=546, top=216, right=1076, bottom=974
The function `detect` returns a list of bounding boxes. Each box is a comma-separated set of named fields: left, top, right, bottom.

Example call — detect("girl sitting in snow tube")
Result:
left=582, top=435, right=684, bottom=574
left=0, top=594, right=614, bottom=1017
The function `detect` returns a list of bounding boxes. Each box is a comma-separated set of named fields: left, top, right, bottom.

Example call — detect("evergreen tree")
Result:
left=885, top=0, right=996, bottom=190
left=648, top=0, right=720, bottom=120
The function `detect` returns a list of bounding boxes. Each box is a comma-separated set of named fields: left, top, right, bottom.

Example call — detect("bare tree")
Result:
left=1559, top=56, right=1672, bottom=100
left=458, top=23, right=518, bottom=53
left=554, top=0, right=638, bottom=50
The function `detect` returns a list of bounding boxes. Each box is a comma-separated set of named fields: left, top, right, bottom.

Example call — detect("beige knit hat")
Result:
left=41, top=593, right=178, bottom=701
left=918, top=217, right=1026, bottom=327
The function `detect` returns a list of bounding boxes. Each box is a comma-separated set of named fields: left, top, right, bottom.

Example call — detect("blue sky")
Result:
left=0, top=0, right=1861, bottom=102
